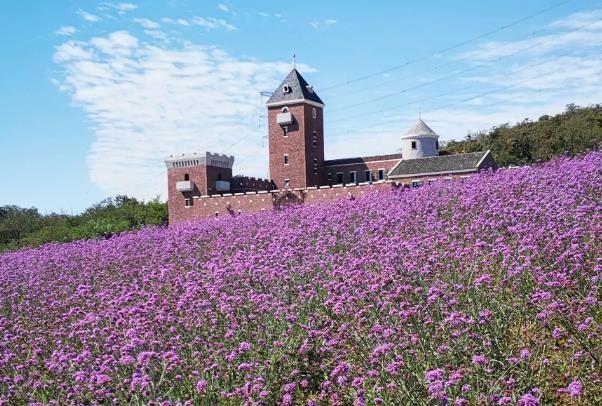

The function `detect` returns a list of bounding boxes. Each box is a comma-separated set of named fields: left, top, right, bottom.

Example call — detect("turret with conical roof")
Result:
left=401, top=118, right=440, bottom=160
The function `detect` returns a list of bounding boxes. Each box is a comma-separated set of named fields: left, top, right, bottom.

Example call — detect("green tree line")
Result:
left=0, top=196, right=167, bottom=252
left=441, top=104, right=602, bottom=166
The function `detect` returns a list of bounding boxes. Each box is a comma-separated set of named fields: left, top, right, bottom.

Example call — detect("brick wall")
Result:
left=268, top=103, right=324, bottom=189
left=168, top=170, right=491, bottom=225
left=169, top=181, right=394, bottom=224
left=231, top=176, right=273, bottom=193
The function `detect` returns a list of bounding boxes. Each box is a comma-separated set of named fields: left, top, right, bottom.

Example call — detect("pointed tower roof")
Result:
left=266, top=68, right=324, bottom=107
left=402, top=118, right=439, bottom=139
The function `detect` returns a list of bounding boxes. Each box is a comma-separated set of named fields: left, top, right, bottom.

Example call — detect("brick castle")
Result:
left=165, top=68, right=498, bottom=224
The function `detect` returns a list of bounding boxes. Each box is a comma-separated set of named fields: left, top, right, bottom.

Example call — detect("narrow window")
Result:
left=365, top=170, right=372, bottom=182
left=282, top=106, right=289, bottom=112
left=312, top=139, right=317, bottom=147
left=349, top=171, right=357, bottom=184
left=313, top=158, right=318, bottom=167
left=217, top=173, right=222, bottom=181
left=284, top=154, right=289, bottom=165
left=312, top=108, right=317, bottom=119
left=336, top=172, right=344, bottom=184
left=215, top=212, right=219, bottom=217
left=378, top=169, right=385, bottom=180
left=284, top=179, right=290, bottom=189
left=436, top=140, right=439, bottom=150
left=411, top=141, right=417, bottom=149
left=184, top=173, right=190, bottom=181
left=327, top=173, right=332, bottom=181
left=283, top=126, right=288, bottom=137
left=185, top=198, right=192, bottom=207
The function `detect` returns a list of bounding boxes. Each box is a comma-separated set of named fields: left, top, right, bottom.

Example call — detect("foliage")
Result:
left=0, top=152, right=600, bottom=404
left=442, top=104, right=602, bottom=166
left=0, top=195, right=167, bottom=251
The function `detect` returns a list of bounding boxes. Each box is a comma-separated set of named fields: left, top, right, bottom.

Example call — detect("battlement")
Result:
left=165, top=151, right=235, bottom=169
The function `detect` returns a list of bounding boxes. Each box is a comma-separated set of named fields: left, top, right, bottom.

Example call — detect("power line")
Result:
left=328, top=15, right=600, bottom=114
left=325, top=16, right=601, bottom=126
left=326, top=13, right=580, bottom=101
left=328, top=49, right=601, bottom=139
left=318, top=0, right=576, bottom=92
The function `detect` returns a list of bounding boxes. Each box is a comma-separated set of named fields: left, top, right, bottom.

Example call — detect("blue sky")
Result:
left=1, top=1, right=601, bottom=213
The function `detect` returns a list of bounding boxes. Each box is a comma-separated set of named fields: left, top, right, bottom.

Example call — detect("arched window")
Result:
left=281, top=106, right=289, bottom=113
left=184, top=173, right=190, bottom=181
left=312, top=108, right=317, bottom=119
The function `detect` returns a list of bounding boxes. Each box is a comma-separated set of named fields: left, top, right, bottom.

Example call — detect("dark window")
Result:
left=313, top=139, right=317, bottom=147
left=217, top=173, right=222, bottom=181
left=283, top=126, right=288, bottom=136
left=185, top=198, right=192, bottom=207
left=184, top=173, right=190, bottom=181
left=365, top=170, right=372, bottom=182
left=327, top=173, right=332, bottom=181
left=312, top=108, right=317, bottom=119
left=284, top=179, right=290, bottom=188
left=349, top=171, right=357, bottom=183
left=436, top=140, right=439, bottom=150
left=411, top=141, right=417, bottom=149
left=336, top=173, right=344, bottom=184
left=313, top=158, right=318, bottom=166
left=378, top=169, right=385, bottom=180
left=284, top=154, right=289, bottom=165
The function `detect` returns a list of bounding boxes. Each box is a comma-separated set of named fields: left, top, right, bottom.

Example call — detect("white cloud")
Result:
left=191, top=16, right=236, bottom=31
left=162, top=16, right=236, bottom=30
left=133, top=18, right=160, bottom=29
left=55, top=26, right=77, bottom=36
left=310, top=19, right=338, bottom=30
left=78, top=9, right=100, bottom=22
left=549, top=9, right=602, bottom=30
left=463, top=9, right=602, bottom=61
left=99, top=2, right=138, bottom=14
left=54, top=30, right=307, bottom=200
left=218, top=3, right=229, bottom=12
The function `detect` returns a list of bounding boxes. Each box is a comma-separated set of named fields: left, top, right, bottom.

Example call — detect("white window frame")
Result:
left=349, top=171, right=357, bottom=184
left=284, top=179, right=290, bottom=189
left=184, top=198, right=192, bottom=207
left=378, top=168, right=385, bottom=180
left=312, top=107, right=317, bottom=119
left=365, top=170, right=372, bottom=182
left=336, top=172, right=344, bottom=184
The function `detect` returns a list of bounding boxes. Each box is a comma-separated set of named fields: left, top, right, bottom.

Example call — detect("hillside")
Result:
left=442, top=104, right=602, bottom=166
left=0, top=152, right=600, bottom=404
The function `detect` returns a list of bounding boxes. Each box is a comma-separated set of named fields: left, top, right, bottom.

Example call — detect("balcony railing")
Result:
left=176, top=180, right=194, bottom=192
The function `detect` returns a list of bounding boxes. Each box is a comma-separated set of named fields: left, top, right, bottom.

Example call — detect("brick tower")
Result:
left=266, top=69, right=325, bottom=189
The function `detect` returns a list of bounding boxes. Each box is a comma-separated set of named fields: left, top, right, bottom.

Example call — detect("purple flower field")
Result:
left=1, top=153, right=600, bottom=405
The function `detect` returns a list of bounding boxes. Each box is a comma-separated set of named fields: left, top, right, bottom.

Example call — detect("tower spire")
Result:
left=292, top=53, right=296, bottom=69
